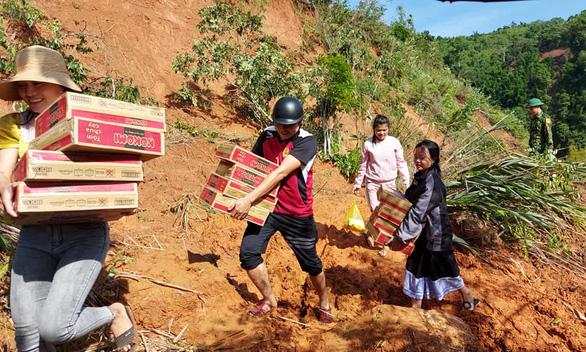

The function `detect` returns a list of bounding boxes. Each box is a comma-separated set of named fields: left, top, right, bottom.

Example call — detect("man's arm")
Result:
left=229, top=155, right=301, bottom=220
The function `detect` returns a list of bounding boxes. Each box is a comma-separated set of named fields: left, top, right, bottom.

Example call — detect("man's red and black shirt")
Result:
left=252, top=126, right=316, bottom=217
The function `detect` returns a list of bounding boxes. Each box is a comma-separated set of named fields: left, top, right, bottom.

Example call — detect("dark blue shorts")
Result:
left=239, top=213, right=323, bottom=276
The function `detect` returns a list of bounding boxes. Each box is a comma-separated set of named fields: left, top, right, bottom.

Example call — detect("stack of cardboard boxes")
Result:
left=30, top=92, right=165, bottom=159
left=12, top=92, right=165, bottom=225
left=200, top=144, right=278, bottom=226
left=366, top=185, right=416, bottom=255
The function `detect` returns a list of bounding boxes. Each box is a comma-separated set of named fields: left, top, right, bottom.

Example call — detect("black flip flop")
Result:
left=463, top=298, right=480, bottom=311
left=113, top=306, right=136, bottom=351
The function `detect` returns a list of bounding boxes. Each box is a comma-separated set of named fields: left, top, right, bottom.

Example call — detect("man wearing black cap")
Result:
left=527, top=97, right=553, bottom=157
left=229, top=97, right=333, bottom=323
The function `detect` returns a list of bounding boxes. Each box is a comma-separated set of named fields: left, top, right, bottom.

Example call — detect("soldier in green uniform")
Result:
left=527, top=98, right=553, bottom=157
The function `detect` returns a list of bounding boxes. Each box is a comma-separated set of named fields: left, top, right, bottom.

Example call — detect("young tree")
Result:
left=308, top=54, right=356, bottom=155
left=172, top=2, right=305, bottom=126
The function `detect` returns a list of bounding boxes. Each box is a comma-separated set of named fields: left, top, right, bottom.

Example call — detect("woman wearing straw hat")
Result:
left=0, top=46, right=136, bottom=352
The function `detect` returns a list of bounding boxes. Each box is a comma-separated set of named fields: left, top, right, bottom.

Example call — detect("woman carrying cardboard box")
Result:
left=0, top=46, right=136, bottom=352
left=390, top=140, right=479, bottom=311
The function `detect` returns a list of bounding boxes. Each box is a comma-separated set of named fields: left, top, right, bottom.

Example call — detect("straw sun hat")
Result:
left=0, top=45, right=82, bottom=101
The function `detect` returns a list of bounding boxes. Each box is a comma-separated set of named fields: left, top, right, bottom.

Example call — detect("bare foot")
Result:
left=363, top=233, right=375, bottom=247
left=460, top=287, right=479, bottom=310
left=460, top=287, right=473, bottom=302
left=108, top=302, right=135, bottom=352
left=378, top=245, right=390, bottom=257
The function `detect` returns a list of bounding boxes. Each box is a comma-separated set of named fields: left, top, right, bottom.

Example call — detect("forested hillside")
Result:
left=437, top=10, right=586, bottom=159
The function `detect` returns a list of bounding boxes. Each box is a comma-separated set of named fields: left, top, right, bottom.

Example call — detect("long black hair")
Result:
left=371, top=114, right=390, bottom=143
left=415, top=139, right=441, bottom=175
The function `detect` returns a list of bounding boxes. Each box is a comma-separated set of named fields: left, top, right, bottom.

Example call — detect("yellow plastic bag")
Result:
left=343, top=198, right=365, bottom=232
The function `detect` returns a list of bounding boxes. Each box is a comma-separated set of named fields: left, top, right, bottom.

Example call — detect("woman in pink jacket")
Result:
left=353, top=115, right=410, bottom=256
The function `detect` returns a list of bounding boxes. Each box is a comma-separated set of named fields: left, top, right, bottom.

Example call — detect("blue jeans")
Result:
left=10, top=222, right=115, bottom=352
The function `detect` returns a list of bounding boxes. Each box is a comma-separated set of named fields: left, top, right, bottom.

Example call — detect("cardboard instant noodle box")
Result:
left=216, top=144, right=279, bottom=175
left=35, top=92, right=166, bottom=137
left=366, top=220, right=416, bottom=255
left=199, top=186, right=270, bottom=226
left=215, top=160, right=278, bottom=197
left=374, top=202, right=409, bottom=227
left=369, top=209, right=400, bottom=234
left=206, top=173, right=276, bottom=211
left=13, top=150, right=143, bottom=182
left=366, top=185, right=415, bottom=255
left=14, top=182, right=138, bottom=225
left=377, top=185, right=411, bottom=215
left=29, top=116, right=164, bottom=160
left=14, top=209, right=136, bottom=226
left=366, top=220, right=393, bottom=246
left=202, top=145, right=280, bottom=224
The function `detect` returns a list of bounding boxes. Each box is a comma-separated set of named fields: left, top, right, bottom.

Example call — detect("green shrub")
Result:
left=567, top=145, right=586, bottom=162
left=0, top=0, right=43, bottom=28
left=328, top=146, right=362, bottom=180
left=172, top=2, right=304, bottom=126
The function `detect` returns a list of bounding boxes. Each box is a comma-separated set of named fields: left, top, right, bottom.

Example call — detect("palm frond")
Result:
left=447, top=155, right=586, bottom=247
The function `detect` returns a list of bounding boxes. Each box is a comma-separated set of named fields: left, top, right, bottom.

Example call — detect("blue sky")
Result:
left=349, top=0, right=585, bottom=37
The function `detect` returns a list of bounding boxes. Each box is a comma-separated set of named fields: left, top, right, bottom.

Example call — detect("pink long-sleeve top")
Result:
left=353, top=136, right=410, bottom=188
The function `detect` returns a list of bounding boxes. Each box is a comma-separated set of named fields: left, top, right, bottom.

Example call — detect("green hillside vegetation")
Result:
left=1, top=0, right=585, bottom=262
left=174, top=1, right=509, bottom=159
left=437, top=10, right=586, bottom=160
